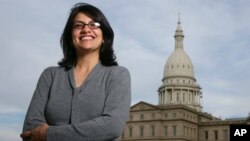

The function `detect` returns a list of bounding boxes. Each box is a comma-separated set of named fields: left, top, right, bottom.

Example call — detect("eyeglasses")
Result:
left=73, top=21, right=101, bottom=30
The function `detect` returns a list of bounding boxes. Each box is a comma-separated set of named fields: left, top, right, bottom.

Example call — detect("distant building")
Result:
left=119, top=18, right=249, bottom=141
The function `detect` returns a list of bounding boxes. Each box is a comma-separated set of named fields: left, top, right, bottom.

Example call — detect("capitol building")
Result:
left=119, top=18, right=249, bottom=141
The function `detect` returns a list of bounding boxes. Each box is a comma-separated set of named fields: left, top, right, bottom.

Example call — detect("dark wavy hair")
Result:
left=58, top=3, right=118, bottom=70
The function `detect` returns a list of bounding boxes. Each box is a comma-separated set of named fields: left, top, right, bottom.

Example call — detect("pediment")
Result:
left=130, top=101, right=158, bottom=111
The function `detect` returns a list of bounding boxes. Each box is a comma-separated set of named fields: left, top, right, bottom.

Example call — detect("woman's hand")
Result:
left=20, top=123, right=49, bottom=141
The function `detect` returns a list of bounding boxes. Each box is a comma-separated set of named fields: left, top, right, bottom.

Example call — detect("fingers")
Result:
left=20, top=124, right=49, bottom=140
left=20, top=131, right=31, bottom=139
left=40, top=123, right=49, bottom=127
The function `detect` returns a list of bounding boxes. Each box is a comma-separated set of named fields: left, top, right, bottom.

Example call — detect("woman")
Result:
left=21, top=3, right=131, bottom=141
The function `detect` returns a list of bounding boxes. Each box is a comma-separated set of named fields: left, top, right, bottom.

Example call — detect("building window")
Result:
left=194, top=129, right=196, bottom=139
left=165, top=113, right=168, bottom=119
left=151, top=125, right=155, bottom=136
left=177, top=93, right=179, bottom=102
left=164, top=126, right=168, bottom=136
left=162, top=90, right=165, bottom=103
left=223, top=129, right=228, bottom=141
left=183, top=126, right=186, bottom=136
left=190, top=128, right=193, bottom=138
left=140, top=114, right=144, bottom=120
left=130, top=115, right=133, bottom=121
left=140, top=126, right=144, bottom=137
left=152, top=113, right=155, bottom=119
left=214, top=130, right=218, bottom=140
left=121, top=132, right=124, bottom=139
left=129, top=127, right=133, bottom=137
left=204, top=130, right=208, bottom=140
left=173, top=113, right=176, bottom=118
left=173, top=125, right=177, bottom=136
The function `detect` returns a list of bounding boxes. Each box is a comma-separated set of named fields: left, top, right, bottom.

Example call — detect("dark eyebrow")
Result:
left=74, top=21, right=84, bottom=24
left=74, top=21, right=95, bottom=24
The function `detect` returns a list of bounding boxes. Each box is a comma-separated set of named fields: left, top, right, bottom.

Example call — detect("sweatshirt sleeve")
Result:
left=22, top=68, right=53, bottom=141
left=46, top=67, right=131, bottom=141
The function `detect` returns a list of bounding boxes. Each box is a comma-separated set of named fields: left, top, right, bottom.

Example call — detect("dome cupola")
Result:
left=163, top=17, right=195, bottom=80
left=158, top=17, right=202, bottom=112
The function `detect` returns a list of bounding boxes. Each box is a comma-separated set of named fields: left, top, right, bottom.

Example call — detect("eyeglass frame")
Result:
left=72, top=21, right=101, bottom=30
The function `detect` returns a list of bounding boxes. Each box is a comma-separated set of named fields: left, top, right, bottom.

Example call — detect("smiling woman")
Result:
left=71, top=12, right=104, bottom=62
left=20, top=3, right=131, bottom=141
left=58, top=3, right=118, bottom=70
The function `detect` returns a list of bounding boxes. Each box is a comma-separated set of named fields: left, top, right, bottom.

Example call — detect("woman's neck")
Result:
left=73, top=52, right=99, bottom=88
left=75, top=51, right=99, bottom=70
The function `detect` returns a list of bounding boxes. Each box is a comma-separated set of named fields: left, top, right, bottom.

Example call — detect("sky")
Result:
left=0, top=0, right=250, bottom=140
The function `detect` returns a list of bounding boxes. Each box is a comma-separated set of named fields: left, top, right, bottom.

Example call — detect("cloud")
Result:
left=203, top=91, right=250, bottom=119
left=115, top=30, right=165, bottom=105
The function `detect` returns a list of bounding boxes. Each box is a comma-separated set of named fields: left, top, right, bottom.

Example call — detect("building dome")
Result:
left=163, top=18, right=195, bottom=79
left=164, top=48, right=195, bottom=78
left=158, top=17, right=202, bottom=112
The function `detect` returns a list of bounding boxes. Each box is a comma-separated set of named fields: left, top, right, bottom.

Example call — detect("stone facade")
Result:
left=119, top=18, right=249, bottom=141
left=120, top=102, right=248, bottom=141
